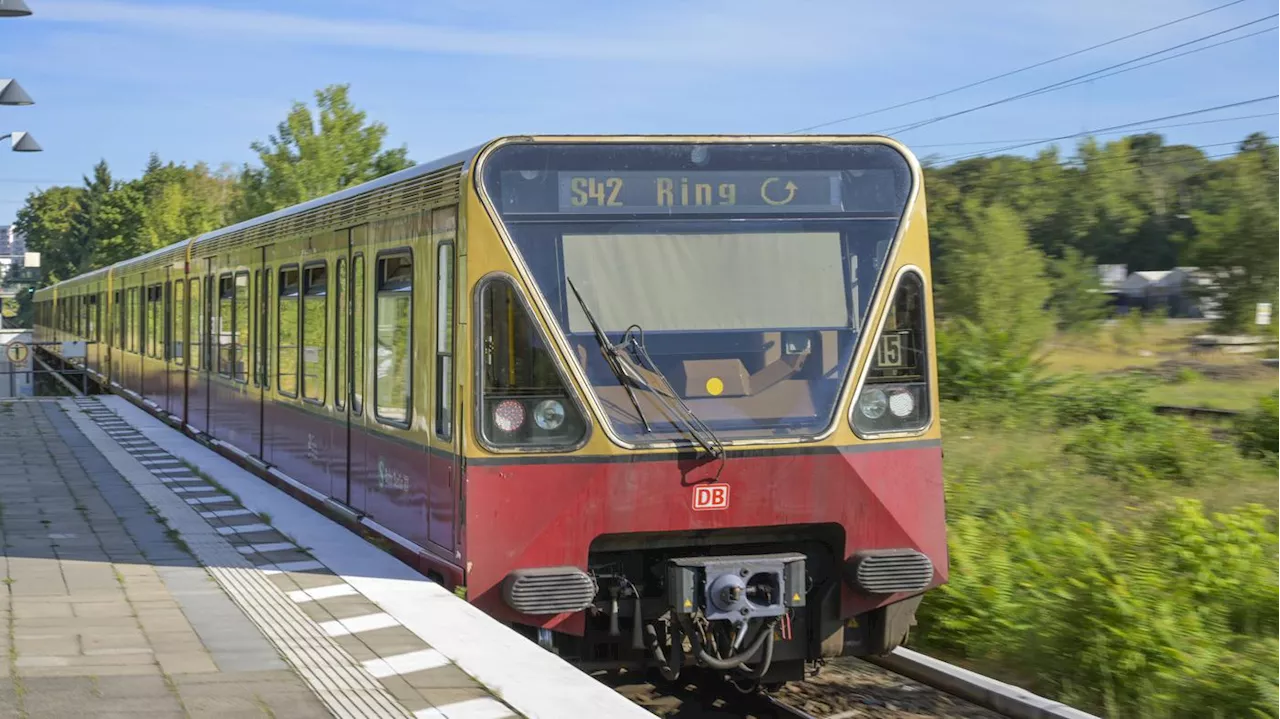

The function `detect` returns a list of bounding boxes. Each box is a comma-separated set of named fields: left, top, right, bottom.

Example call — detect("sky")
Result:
left=1, top=0, right=1277, bottom=224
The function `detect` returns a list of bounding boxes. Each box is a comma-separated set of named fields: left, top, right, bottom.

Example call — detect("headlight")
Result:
left=533, top=399, right=567, bottom=431
left=888, top=388, right=915, bottom=418
left=858, top=388, right=887, bottom=420
left=493, top=399, right=526, bottom=433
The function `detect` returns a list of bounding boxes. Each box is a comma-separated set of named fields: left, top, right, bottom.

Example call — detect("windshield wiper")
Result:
left=567, top=277, right=653, bottom=434
left=567, top=278, right=724, bottom=460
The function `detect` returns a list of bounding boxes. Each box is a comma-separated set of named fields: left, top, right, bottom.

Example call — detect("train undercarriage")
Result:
left=507, top=526, right=932, bottom=689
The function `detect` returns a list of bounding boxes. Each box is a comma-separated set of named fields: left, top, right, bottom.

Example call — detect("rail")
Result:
left=865, top=648, right=1099, bottom=719
left=1152, top=404, right=1241, bottom=419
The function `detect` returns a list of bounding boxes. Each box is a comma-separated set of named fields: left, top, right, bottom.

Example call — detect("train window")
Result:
left=851, top=271, right=931, bottom=436
left=352, top=254, right=365, bottom=416
left=277, top=266, right=299, bottom=397
left=234, top=272, right=249, bottom=383
left=128, top=287, right=139, bottom=352
left=148, top=285, right=163, bottom=359
left=435, top=242, right=454, bottom=440
left=252, top=270, right=261, bottom=386
left=302, top=264, right=327, bottom=403
left=203, top=276, right=213, bottom=369
left=259, top=269, right=270, bottom=389
left=217, top=275, right=234, bottom=377
left=374, top=252, right=411, bottom=426
left=189, top=279, right=202, bottom=371
left=115, top=291, right=124, bottom=348
left=173, top=280, right=185, bottom=366
left=478, top=278, right=586, bottom=450
left=335, top=259, right=346, bottom=411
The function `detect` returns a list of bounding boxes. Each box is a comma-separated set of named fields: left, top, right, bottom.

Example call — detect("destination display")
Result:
left=557, top=171, right=842, bottom=214
left=496, top=168, right=897, bottom=215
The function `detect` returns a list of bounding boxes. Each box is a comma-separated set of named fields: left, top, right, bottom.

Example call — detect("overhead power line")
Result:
left=911, top=111, right=1280, bottom=148
left=790, top=0, right=1249, bottom=133
left=939, top=95, right=1280, bottom=162
left=880, top=13, right=1279, bottom=135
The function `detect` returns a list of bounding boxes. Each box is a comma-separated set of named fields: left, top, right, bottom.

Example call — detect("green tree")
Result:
left=233, top=84, right=412, bottom=221
left=14, top=185, right=85, bottom=283
left=937, top=201, right=1053, bottom=348
left=1048, top=247, right=1111, bottom=330
left=77, top=160, right=147, bottom=270
left=137, top=153, right=238, bottom=250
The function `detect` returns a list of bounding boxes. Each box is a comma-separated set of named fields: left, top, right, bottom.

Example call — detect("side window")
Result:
left=217, top=275, right=234, bottom=377
left=128, top=287, right=139, bottom=352
left=479, top=279, right=586, bottom=449
left=435, top=241, right=454, bottom=439
left=277, top=266, right=299, bottom=397
left=374, top=253, right=412, bottom=425
left=148, top=285, right=163, bottom=359
left=188, top=279, right=202, bottom=371
left=234, top=272, right=249, bottom=383
left=335, top=258, right=346, bottom=410
left=115, top=291, right=125, bottom=348
left=174, top=280, right=186, bottom=366
left=302, top=264, right=327, bottom=403
left=252, top=270, right=261, bottom=386
left=352, top=255, right=365, bottom=416
left=260, top=269, right=270, bottom=389
left=852, top=272, right=932, bottom=436
left=203, top=276, right=213, bottom=369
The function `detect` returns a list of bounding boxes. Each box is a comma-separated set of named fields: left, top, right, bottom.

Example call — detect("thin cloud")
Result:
left=38, top=0, right=852, bottom=64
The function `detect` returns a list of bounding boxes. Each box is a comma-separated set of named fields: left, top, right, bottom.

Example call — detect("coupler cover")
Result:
left=667, top=553, right=806, bottom=622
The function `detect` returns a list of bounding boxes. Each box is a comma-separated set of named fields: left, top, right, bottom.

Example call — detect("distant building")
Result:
left=1114, top=267, right=1222, bottom=318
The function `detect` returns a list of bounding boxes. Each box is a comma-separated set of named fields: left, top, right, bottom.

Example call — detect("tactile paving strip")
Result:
left=67, top=397, right=413, bottom=719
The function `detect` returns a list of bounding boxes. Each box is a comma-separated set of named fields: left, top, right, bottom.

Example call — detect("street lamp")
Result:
left=0, top=80, right=32, bottom=106
left=0, top=132, right=41, bottom=152
left=0, top=0, right=30, bottom=18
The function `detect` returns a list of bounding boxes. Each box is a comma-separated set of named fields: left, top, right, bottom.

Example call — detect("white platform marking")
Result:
left=413, top=698, right=515, bottom=719
left=171, top=486, right=219, bottom=494
left=215, top=523, right=273, bottom=536
left=362, top=648, right=449, bottom=679
left=261, top=560, right=325, bottom=575
left=198, top=508, right=255, bottom=519
left=319, top=612, right=399, bottom=638
left=185, top=495, right=235, bottom=505
left=237, top=542, right=296, bottom=555
left=287, top=583, right=357, bottom=604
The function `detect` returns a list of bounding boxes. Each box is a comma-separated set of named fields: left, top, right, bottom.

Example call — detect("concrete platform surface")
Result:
left=53, top=395, right=651, bottom=719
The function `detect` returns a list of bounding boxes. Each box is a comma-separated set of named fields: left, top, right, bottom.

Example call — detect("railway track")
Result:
left=604, top=649, right=1098, bottom=719
left=1152, top=404, right=1241, bottom=419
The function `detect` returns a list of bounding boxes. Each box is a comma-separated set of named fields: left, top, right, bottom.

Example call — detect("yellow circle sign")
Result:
left=705, top=377, right=724, bottom=396
left=6, top=342, right=28, bottom=364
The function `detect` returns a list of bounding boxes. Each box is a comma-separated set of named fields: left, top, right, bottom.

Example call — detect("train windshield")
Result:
left=480, top=141, right=914, bottom=443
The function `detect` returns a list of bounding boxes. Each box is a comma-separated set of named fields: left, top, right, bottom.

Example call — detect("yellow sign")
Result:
left=5, top=342, right=28, bottom=365
left=705, top=377, right=724, bottom=396
left=760, top=177, right=798, bottom=206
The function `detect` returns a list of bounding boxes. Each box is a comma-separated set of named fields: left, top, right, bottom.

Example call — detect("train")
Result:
left=34, top=135, right=947, bottom=687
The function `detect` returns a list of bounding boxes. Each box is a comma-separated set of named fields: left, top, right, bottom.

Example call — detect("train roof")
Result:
left=36, top=143, right=485, bottom=297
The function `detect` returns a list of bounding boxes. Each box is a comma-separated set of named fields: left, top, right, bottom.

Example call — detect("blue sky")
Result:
left=1, top=0, right=1277, bottom=224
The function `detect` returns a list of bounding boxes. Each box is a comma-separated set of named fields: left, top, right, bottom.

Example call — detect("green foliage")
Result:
left=1048, top=247, right=1111, bottom=330
left=1233, top=390, right=1279, bottom=463
left=233, top=84, right=412, bottom=221
left=1064, top=412, right=1237, bottom=490
left=936, top=319, right=1053, bottom=401
left=936, top=201, right=1053, bottom=350
left=1052, top=375, right=1155, bottom=427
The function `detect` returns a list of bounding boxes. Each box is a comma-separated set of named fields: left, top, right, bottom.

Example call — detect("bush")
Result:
left=1064, top=412, right=1239, bottom=489
left=936, top=319, right=1055, bottom=401
left=1233, top=390, right=1279, bottom=463
left=914, top=499, right=1280, bottom=719
left=1053, top=375, right=1156, bottom=427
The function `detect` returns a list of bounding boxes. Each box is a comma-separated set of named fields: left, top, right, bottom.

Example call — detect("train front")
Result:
left=462, top=136, right=945, bottom=684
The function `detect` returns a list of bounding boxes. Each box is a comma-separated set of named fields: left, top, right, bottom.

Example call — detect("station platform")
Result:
left=0, top=396, right=652, bottom=719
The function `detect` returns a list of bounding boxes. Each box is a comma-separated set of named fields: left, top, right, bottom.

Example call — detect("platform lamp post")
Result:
left=0, top=132, right=39, bottom=152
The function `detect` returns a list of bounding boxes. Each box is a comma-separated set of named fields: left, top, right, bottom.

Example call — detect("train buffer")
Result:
left=0, top=396, right=651, bottom=719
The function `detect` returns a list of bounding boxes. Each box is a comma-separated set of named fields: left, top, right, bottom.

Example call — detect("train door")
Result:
left=429, top=207, right=460, bottom=555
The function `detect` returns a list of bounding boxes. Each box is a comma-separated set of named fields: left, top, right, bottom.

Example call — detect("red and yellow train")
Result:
left=35, top=135, right=946, bottom=685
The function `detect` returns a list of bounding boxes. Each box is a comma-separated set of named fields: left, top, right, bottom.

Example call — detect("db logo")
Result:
left=692, top=484, right=730, bottom=511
